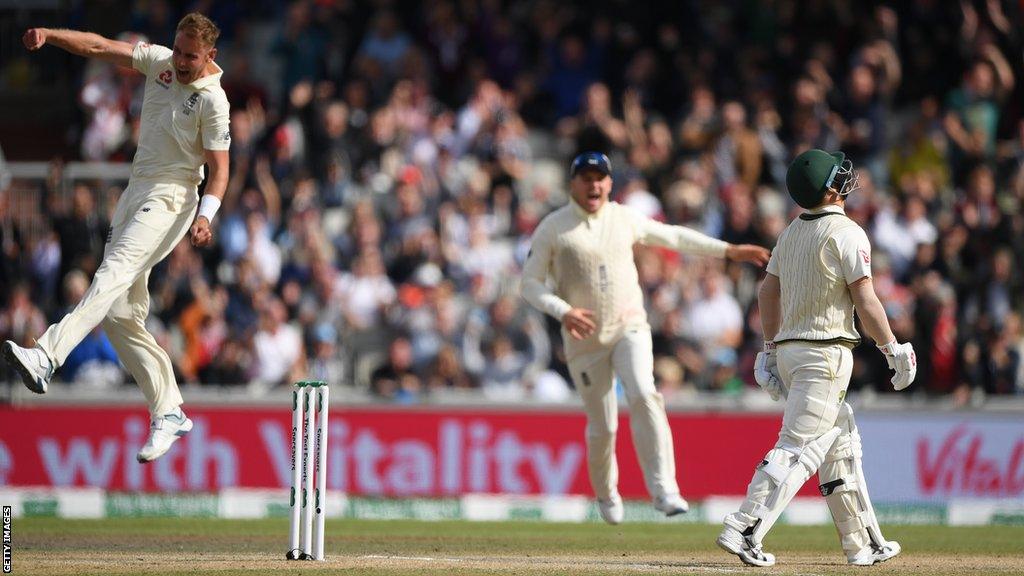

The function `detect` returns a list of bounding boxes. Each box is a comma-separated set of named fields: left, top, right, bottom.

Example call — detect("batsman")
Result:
left=717, top=149, right=916, bottom=567
left=522, top=152, right=769, bottom=523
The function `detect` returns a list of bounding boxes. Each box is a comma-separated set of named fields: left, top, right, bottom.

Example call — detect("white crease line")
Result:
left=358, top=555, right=747, bottom=572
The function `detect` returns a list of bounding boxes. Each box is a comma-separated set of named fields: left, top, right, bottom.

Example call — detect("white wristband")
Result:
left=197, top=195, right=221, bottom=223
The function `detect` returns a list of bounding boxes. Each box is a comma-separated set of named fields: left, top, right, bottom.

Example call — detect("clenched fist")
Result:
left=190, top=216, right=214, bottom=248
left=23, top=28, right=48, bottom=51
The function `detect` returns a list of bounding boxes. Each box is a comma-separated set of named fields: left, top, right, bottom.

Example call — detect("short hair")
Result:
left=176, top=12, right=220, bottom=47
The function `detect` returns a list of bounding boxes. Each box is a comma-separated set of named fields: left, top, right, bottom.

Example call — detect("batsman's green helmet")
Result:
left=786, top=149, right=847, bottom=209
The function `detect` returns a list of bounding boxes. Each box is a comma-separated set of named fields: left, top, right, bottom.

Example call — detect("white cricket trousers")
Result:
left=775, top=343, right=853, bottom=447
left=567, top=328, right=679, bottom=501
left=37, top=179, right=198, bottom=416
left=737, top=342, right=853, bottom=513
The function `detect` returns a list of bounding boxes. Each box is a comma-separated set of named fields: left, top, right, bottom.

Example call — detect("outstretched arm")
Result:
left=23, top=28, right=133, bottom=67
left=633, top=211, right=770, bottom=265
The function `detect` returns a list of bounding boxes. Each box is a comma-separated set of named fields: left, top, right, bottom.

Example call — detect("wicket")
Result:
left=286, top=380, right=329, bottom=561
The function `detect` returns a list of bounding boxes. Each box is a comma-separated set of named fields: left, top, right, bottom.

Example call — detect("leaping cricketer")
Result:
left=521, top=152, right=770, bottom=524
left=4, top=13, right=230, bottom=463
left=717, top=149, right=915, bottom=567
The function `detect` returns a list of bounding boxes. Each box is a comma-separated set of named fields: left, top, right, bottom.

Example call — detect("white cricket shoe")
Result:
left=137, top=408, right=193, bottom=463
left=653, top=493, right=689, bottom=516
left=3, top=341, right=53, bottom=394
left=597, top=494, right=624, bottom=525
left=848, top=541, right=901, bottom=566
left=717, top=523, right=776, bottom=567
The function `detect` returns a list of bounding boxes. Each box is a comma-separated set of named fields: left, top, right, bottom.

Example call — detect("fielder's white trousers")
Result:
left=568, top=328, right=679, bottom=501
left=37, top=179, right=197, bottom=416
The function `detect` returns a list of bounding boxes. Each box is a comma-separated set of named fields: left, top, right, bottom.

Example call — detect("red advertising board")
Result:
left=0, top=405, right=794, bottom=498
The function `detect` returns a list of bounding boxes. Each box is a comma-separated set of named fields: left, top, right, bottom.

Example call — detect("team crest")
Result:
left=858, top=249, right=870, bottom=265
left=157, top=69, right=172, bottom=88
left=182, top=92, right=200, bottom=115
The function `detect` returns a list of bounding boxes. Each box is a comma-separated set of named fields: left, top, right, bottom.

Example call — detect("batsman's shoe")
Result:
left=3, top=341, right=53, bottom=394
left=653, top=493, right=690, bottom=516
left=137, top=408, right=193, bottom=463
left=717, top=523, right=776, bottom=567
left=848, top=541, right=901, bottom=566
left=597, top=494, right=624, bottom=525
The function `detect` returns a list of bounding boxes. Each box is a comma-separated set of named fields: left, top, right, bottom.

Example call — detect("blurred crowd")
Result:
left=2, top=0, right=1023, bottom=404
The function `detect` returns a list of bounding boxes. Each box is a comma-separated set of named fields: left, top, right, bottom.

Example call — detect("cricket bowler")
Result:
left=521, top=152, right=770, bottom=524
left=717, top=149, right=916, bottom=566
left=4, top=13, right=231, bottom=463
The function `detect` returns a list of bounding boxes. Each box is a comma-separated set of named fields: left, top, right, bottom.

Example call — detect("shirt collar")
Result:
left=569, top=197, right=605, bottom=220
left=806, top=204, right=845, bottom=215
left=186, top=62, right=223, bottom=90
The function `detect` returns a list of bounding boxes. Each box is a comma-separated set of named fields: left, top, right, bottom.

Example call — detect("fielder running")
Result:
left=717, top=149, right=916, bottom=567
left=4, top=13, right=231, bottom=463
left=521, top=152, right=770, bottom=523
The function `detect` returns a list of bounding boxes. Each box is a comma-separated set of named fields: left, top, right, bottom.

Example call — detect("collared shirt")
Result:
left=767, top=204, right=872, bottom=345
left=131, top=42, right=231, bottom=186
left=521, top=199, right=727, bottom=362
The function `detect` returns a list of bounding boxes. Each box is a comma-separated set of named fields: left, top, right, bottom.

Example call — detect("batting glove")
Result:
left=753, top=341, right=784, bottom=401
left=878, top=341, right=917, bottom=391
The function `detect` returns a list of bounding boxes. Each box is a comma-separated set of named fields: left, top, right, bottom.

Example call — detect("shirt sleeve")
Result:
left=625, top=205, right=728, bottom=257
left=766, top=251, right=780, bottom=276
left=201, top=90, right=232, bottom=151
left=131, top=42, right=172, bottom=77
left=834, top=225, right=873, bottom=284
left=520, top=221, right=573, bottom=320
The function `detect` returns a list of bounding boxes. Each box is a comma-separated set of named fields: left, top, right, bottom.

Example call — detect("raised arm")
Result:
left=23, top=28, right=133, bottom=67
left=632, top=210, right=770, bottom=265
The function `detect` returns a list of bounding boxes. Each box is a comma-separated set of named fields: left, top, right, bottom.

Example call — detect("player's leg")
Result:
left=29, top=182, right=183, bottom=367
left=5, top=183, right=138, bottom=392
left=719, top=343, right=850, bottom=566
left=569, top=352, right=621, bottom=523
left=819, top=401, right=901, bottom=565
left=101, top=184, right=197, bottom=462
left=611, top=328, right=687, bottom=516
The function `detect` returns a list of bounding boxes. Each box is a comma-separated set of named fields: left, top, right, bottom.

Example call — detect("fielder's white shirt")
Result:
left=522, top=200, right=727, bottom=363
left=131, top=42, right=231, bottom=186
left=767, top=205, right=872, bottom=345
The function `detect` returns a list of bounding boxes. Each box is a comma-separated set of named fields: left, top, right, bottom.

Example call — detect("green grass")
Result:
left=14, top=518, right=1024, bottom=575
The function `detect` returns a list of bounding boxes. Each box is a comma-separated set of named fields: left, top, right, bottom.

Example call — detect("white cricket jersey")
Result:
left=522, top=200, right=727, bottom=362
left=131, top=42, right=231, bottom=186
left=767, top=205, right=872, bottom=345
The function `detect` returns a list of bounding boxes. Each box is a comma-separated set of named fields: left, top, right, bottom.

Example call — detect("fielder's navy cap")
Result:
left=570, top=152, right=612, bottom=177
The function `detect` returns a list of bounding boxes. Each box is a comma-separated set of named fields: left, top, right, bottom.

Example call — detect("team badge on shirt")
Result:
left=156, top=69, right=172, bottom=88
left=182, top=92, right=200, bottom=115
left=859, top=249, right=870, bottom=265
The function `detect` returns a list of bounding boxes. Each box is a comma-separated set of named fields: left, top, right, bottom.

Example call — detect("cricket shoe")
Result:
left=848, top=541, right=901, bottom=566
left=597, top=494, right=624, bottom=525
left=653, top=493, right=689, bottom=516
left=3, top=341, right=53, bottom=394
left=137, top=408, right=193, bottom=463
left=717, top=521, right=776, bottom=567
